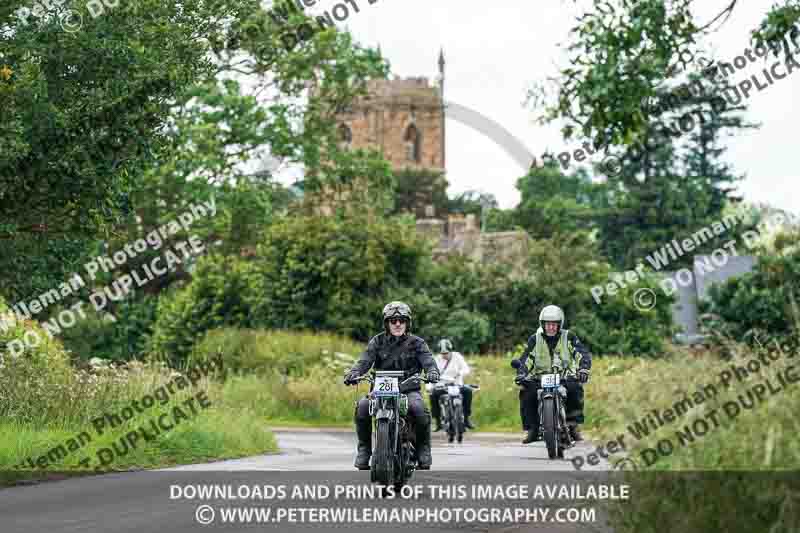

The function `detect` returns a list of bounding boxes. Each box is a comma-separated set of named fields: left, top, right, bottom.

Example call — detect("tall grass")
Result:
left=189, top=328, right=364, bottom=377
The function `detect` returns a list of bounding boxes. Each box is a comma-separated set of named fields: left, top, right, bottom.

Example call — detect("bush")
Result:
left=0, top=309, right=77, bottom=425
left=148, top=255, right=264, bottom=366
left=439, top=309, right=492, bottom=354
left=381, top=233, right=674, bottom=356
left=412, top=233, right=675, bottom=355
left=57, top=296, right=160, bottom=362
left=189, top=328, right=364, bottom=377
left=703, top=245, right=800, bottom=349
left=255, top=213, right=429, bottom=340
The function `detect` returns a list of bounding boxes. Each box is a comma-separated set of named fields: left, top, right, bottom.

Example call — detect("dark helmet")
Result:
left=383, top=301, right=412, bottom=332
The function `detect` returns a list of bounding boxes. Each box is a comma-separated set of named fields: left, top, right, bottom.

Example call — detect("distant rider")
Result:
left=343, top=301, right=440, bottom=470
left=429, top=339, right=476, bottom=431
left=513, top=305, right=592, bottom=444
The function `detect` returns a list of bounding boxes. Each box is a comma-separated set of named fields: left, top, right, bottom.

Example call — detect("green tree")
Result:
left=534, top=0, right=799, bottom=150
left=0, top=0, right=389, bottom=303
left=255, top=213, right=430, bottom=340
left=592, top=79, right=758, bottom=270
left=391, top=168, right=449, bottom=218
left=447, top=190, right=498, bottom=218
left=148, top=254, right=265, bottom=366
left=507, top=161, right=598, bottom=239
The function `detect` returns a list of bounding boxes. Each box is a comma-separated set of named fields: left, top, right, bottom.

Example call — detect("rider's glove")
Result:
left=578, top=369, right=590, bottom=384
left=514, top=374, right=527, bottom=385
left=427, top=369, right=440, bottom=383
left=343, top=371, right=359, bottom=386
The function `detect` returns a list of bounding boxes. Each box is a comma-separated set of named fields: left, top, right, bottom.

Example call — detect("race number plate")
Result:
left=374, top=376, right=398, bottom=396
left=447, top=385, right=460, bottom=396
left=541, top=373, right=559, bottom=388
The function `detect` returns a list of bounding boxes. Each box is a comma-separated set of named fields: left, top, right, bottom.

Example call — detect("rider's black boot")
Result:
left=433, top=418, right=442, bottom=432
left=568, top=424, right=584, bottom=442
left=464, top=417, right=475, bottom=430
left=416, top=419, right=432, bottom=470
left=354, top=420, right=372, bottom=470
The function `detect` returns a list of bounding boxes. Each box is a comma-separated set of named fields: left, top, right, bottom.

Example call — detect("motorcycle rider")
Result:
left=343, top=301, right=440, bottom=470
left=429, top=339, right=476, bottom=431
left=513, top=305, right=591, bottom=444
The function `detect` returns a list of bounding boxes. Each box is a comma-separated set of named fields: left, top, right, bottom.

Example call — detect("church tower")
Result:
left=331, top=54, right=448, bottom=217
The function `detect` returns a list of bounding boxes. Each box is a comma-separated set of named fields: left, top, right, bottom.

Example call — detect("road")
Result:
left=1, top=429, right=621, bottom=533
left=173, top=427, right=617, bottom=472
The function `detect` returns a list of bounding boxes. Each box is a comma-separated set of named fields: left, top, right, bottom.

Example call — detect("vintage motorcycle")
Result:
left=511, top=359, right=574, bottom=459
left=351, top=370, right=437, bottom=490
left=429, top=378, right=480, bottom=443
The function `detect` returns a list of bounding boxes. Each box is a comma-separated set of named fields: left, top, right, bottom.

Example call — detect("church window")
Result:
left=404, top=124, right=421, bottom=162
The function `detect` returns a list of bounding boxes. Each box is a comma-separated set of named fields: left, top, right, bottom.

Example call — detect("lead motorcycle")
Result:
left=351, top=370, right=437, bottom=490
left=511, top=359, right=574, bottom=459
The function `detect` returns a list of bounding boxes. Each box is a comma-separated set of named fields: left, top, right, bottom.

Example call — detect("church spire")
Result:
left=438, top=47, right=445, bottom=97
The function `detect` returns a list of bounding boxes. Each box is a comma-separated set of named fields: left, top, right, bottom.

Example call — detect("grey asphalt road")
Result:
left=172, top=428, right=617, bottom=472
left=0, top=429, right=620, bottom=533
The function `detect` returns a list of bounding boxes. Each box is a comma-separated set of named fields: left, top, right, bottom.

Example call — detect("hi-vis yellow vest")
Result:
left=533, top=329, right=578, bottom=373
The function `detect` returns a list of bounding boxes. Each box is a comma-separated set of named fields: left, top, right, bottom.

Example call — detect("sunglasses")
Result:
left=388, top=318, right=407, bottom=325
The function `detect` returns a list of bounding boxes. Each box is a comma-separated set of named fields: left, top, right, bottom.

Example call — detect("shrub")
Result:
left=703, top=244, right=800, bottom=349
left=148, top=255, right=264, bottom=366
left=0, top=310, right=77, bottom=425
left=57, top=296, right=160, bottom=362
left=255, top=213, right=429, bottom=340
left=439, top=309, right=492, bottom=354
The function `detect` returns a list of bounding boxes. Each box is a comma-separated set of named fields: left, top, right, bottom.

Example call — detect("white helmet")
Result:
left=539, top=305, right=564, bottom=334
left=438, top=339, right=453, bottom=353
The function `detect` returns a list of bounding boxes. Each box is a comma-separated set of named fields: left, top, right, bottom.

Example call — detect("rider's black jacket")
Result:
left=516, top=329, right=592, bottom=374
left=349, top=332, right=437, bottom=391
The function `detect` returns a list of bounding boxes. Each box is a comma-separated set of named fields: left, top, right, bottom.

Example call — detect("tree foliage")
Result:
left=0, top=0, right=389, bottom=301
left=537, top=0, right=800, bottom=150
left=703, top=230, right=800, bottom=347
left=486, top=161, right=598, bottom=238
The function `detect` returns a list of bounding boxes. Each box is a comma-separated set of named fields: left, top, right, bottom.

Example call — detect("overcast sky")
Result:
left=283, top=0, right=799, bottom=215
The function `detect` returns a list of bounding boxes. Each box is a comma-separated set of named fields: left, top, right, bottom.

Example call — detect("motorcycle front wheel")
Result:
left=541, top=397, right=558, bottom=459
left=372, top=419, right=394, bottom=485
left=453, top=403, right=465, bottom=443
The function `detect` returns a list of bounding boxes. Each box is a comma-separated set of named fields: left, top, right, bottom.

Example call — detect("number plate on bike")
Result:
left=374, top=376, right=398, bottom=396
left=541, top=373, right=559, bottom=388
left=447, top=385, right=460, bottom=396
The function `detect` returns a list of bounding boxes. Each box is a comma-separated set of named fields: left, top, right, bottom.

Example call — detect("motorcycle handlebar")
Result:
left=349, top=372, right=437, bottom=386
left=514, top=368, right=579, bottom=382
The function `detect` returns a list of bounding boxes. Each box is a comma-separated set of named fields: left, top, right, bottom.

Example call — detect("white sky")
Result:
left=282, top=0, right=799, bottom=216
